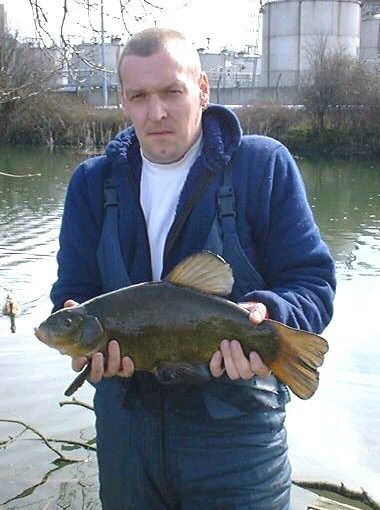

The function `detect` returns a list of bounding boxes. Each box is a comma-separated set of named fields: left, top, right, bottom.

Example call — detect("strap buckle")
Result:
left=217, top=186, right=236, bottom=218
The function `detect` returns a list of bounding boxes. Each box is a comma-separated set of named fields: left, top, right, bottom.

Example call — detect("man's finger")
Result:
left=72, top=356, right=88, bottom=372
left=209, top=350, right=224, bottom=377
left=230, top=340, right=254, bottom=380
left=220, top=339, right=240, bottom=380
left=249, top=351, right=271, bottom=378
left=64, top=299, right=79, bottom=308
left=239, top=301, right=267, bottom=324
left=104, top=340, right=121, bottom=376
left=119, top=356, right=135, bottom=377
left=89, top=352, right=105, bottom=383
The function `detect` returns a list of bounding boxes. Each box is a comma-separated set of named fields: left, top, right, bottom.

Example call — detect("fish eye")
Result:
left=64, top=318, right=73, bottom=328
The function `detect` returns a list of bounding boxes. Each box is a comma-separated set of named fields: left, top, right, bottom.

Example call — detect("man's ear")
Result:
left=199, top=72, right=210, bottom=109
left=120, top=89, right=129, bottom=119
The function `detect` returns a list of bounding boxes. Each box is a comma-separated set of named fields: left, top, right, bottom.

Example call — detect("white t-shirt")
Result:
left=140, top=136, right=202, bottom=280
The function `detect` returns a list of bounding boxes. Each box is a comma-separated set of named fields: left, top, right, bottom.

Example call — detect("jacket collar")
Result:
left=105, top=104, right=242, bottom=176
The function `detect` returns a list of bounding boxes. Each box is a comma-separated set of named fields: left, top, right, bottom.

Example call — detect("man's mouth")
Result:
left=148, top=130, right=174, bottom=136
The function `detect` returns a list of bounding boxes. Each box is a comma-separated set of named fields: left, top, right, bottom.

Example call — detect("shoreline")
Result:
left=292, top=482, right=380, bottom=510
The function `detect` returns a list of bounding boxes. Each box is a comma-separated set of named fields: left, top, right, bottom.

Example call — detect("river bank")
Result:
left=0, top=96, right=379, bottom=158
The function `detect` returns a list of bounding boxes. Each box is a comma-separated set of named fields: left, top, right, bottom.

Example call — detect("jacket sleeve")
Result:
left=243, top=144, right=336, bottom=334
left=50, top=159, right=105, bottom=312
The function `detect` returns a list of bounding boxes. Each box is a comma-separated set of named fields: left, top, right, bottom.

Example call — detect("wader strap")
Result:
left=103, top=176, right=118, bottom=207
left=217, top=163, right=236, bottom=236
left=96, top=175, right=132, bottom=292
left=164, top=169, right=214, bottom=261
left=216, top=164, right=266, bottom=295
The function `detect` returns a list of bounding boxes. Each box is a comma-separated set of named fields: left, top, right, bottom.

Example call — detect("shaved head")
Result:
left=118, top=28, right=202, bottom=85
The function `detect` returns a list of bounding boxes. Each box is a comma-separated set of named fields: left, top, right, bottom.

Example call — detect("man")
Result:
left=51, top=28, right=335, bottom=509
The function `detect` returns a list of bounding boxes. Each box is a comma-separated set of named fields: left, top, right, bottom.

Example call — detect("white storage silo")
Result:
left=360, top=0, right=380, bottom=66
left=260, top=0, right=361, bottom=87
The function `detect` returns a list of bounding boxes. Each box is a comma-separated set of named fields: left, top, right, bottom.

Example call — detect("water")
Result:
left=0, top=146, right=379, bottom=508
left=286, top=158, right=380, bottom=500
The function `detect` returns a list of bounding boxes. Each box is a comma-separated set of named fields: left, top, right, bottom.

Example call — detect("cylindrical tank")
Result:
left=360, top=0, right=380, bottom=64
left=260, top=0, right=361, bottom=87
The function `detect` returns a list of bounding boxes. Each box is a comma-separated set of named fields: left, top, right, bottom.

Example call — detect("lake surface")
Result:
left=0, top=145, right=379, bottom=509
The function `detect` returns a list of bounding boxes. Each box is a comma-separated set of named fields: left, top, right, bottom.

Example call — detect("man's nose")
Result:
left=147, top=95, right=168, bottom=121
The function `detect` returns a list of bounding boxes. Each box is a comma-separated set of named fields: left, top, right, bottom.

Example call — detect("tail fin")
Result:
left=267, top=321, right=329, bottom=399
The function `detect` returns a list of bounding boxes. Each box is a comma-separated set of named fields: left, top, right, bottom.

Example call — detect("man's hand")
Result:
left=64, top=300, right=135, bottom=383
left=209, top=301, right=271, bottom=380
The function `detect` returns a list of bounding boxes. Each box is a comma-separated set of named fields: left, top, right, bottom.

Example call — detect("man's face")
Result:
left=119, top=47, right=209, bottom=164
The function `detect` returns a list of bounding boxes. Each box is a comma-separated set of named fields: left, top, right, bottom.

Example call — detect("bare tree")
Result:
left=300, top=38, right=380, bottom=131
left=25, top=0, right=191, bottom=54
left=20, top=0, right=192, bottom=94
left=0, top=31, right=62, bottom=134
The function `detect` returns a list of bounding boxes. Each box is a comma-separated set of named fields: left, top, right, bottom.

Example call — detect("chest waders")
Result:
left=93, top=165, right=291, bottom=510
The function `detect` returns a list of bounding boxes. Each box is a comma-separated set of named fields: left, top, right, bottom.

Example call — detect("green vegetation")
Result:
left=1, top=95, right=378, bottom=157
left=236, top=44, right=380, bottom=157
left=236, top=104, right=380, bottom=157
left=1, top=31, right=379, bottom=157
left=2, top=93, right=125, bottom=149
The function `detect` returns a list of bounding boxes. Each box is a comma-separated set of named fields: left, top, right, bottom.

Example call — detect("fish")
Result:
left=35, top=251, right=329, bottom=399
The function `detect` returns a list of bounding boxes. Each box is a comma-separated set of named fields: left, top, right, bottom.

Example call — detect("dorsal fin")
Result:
left=165, top=251, right=234, bottom=296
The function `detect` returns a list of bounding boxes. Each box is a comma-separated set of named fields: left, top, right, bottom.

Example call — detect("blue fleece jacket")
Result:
left=51, top=105, right=335, bottom=333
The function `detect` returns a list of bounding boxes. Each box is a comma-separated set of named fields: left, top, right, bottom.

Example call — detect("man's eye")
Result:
left=169, top=89, right=182, bottom=94
left=131, top=93, right=145, bottom=101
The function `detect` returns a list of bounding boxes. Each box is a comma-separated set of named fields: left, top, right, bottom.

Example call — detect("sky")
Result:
left=1, top=0, right=262, bottom=52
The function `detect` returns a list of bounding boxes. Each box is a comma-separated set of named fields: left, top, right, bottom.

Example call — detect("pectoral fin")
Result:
left=154, top=362, right=211, bottom=385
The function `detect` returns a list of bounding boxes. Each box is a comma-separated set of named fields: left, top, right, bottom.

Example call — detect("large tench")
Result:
left=35, top=251, right=328, bottom=399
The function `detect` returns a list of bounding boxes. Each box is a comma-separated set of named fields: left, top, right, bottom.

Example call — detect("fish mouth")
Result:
left=34, top=326, right=48, bottom=343
left=34, top=326, right=79, bottom=355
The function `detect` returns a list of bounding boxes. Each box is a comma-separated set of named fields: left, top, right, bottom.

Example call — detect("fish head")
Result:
left=34, top=307, right=106, bottom=357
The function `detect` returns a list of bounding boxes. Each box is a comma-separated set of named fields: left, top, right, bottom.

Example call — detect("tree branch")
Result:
left=293, top=480, right=380, bottom=510
left=59, top=397, right=94, bottom=411
left=0, top=419, right=80, bottom=462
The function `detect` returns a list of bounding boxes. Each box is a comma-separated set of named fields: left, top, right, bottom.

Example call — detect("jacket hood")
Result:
left=105, top=104, right=242, bottom=173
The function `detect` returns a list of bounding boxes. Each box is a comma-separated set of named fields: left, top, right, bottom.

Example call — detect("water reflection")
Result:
left=290, top=157, right=380, bottom=501
left=0, top=146, right=379, bottom=507
left=300, top=158, right=380, bottom=280
left=0, top=146, right=84, bottom=316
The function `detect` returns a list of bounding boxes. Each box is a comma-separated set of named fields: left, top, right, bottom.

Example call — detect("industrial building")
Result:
left=260, top=0, right=362, bottom=88
left=360, top=0, right=380, bottom=70
left=0, top=3, right=6, bottom=35
left=0, top=0, right=379, bottom=105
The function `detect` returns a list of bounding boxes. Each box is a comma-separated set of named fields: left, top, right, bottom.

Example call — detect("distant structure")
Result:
left=1, top=1, right=378, bottom=107
left=259, top=0, right=362, bottom=88
left=67, top=37, right=122, bottom=106
left=360, top=0, right=380, bottom=70
left=198, top=50, right=259, bottom=88
left=0, top=3, right=7, bottom=35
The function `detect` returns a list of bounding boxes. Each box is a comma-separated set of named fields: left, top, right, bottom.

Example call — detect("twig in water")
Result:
left=293, top=480, right=380, bottom=510
left=0, top=418, right=80, bottom=463
left=59, top=397, right=94, bottom=411
left=0, top=170, right=42, bottom=178
left=46, top=437, right=96, bottom=451
left=0, top=428, right=26, bottom=447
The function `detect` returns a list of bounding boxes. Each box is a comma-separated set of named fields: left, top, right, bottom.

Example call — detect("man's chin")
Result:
left=142, top=147, right=183, bottom=165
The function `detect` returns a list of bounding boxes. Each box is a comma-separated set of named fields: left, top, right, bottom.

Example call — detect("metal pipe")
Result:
left=101, top=0, right=108, bottom=107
